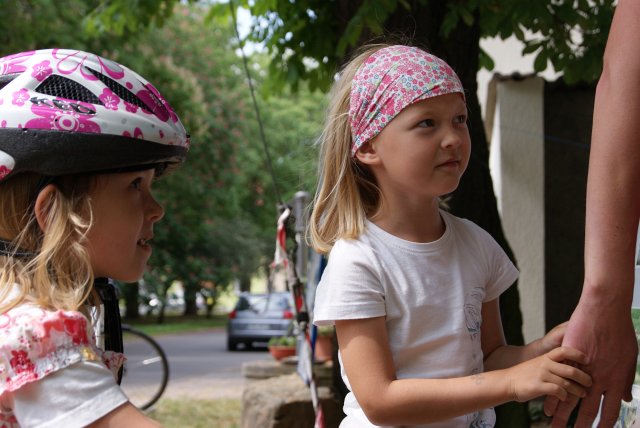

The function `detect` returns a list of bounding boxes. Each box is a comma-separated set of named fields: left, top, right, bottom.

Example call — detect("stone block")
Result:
left=241, top=373, right=343, bottom=428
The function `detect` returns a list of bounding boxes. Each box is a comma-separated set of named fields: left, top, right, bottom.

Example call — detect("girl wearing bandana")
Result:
left=310, top=44, right=591, bottom=428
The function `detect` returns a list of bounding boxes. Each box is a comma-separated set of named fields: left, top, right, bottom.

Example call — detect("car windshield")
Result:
left=238, top=294, right=290, bottom=312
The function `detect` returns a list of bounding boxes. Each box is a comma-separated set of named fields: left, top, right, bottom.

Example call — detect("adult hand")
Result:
left=544, top=295, right=637, bottom=428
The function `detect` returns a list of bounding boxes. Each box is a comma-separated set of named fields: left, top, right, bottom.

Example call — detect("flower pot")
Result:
left=268, top=345, right=297, bottom=361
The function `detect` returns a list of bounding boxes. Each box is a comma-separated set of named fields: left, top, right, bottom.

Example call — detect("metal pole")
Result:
left=292, top=191, right=310, bottom=282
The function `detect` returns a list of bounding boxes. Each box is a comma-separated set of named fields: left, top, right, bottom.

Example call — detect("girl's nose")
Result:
left=442, top=128, right=464, bottom=149
left=147, top=195, right=165, bottom=223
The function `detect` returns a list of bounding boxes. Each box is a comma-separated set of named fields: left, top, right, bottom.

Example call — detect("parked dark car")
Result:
left=226, top=292, right=294, bottom=351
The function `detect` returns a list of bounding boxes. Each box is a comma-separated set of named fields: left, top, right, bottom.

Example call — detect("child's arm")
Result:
left=481, top=298, right=567, bottom=371
left=336, top=316, right=590, bottom=427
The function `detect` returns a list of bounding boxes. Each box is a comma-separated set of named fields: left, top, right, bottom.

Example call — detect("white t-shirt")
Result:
left=314, top=210, right=519, bottom=428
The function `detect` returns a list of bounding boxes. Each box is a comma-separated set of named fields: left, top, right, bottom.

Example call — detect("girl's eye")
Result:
left=130, top=177, right=143, bottom=190
left=454, top=115, right=467, bottom=125
left=418, top=119, right=435, bottom=128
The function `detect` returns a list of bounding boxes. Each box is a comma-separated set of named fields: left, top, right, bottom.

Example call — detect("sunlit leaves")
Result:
left=226, top=0, right=614, bottom=90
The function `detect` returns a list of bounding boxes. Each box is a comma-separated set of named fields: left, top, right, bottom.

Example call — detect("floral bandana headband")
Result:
left=349, top=45, right=465, bottom=156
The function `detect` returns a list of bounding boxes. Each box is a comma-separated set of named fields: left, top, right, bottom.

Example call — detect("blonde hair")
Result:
left=0, top=173, right=97, bottom=315
left=309, top=44, right=390, bottom=254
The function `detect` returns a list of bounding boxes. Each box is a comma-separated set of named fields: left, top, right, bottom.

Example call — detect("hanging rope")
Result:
left=227, top=3, right=325, bottom=427
left=227, top=1, right=284, bottom=207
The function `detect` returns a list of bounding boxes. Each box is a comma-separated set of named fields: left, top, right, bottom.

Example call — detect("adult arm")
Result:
left=546, top=1, right=640, bottom=426
left=335, top=315, right=589, bottom=426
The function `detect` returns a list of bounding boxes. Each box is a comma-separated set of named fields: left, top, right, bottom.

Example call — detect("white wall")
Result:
left=488, top=76, right=546, bottom=343
left=479, top=36, right=563, bottom=341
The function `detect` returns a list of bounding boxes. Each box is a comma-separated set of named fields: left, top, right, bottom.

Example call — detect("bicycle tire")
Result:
left=120, top=325, right=169, bottom=410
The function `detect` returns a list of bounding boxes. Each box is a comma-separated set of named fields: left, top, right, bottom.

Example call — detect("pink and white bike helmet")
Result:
left=0, top=48, right=190, bottom=182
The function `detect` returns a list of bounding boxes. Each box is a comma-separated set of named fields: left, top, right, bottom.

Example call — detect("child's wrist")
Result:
left=526, top=337, right=546, bottom=358
left=498, top=367, right=519, bottom=403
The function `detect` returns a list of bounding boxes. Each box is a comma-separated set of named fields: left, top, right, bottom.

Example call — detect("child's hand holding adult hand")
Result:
left=506, top=347, right=592, bottom=403
left=537, top=321, right=568, bottom=354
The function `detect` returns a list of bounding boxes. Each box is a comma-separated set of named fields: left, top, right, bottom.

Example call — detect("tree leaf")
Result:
left=479, top=48, right=495, bottom=71
left=534, top=49, right=548, bottom=73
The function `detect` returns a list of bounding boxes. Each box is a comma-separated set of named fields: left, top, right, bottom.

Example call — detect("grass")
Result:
left=148, top=398, right=242, bottom=428
left=124, top=314, right=228, bottom=336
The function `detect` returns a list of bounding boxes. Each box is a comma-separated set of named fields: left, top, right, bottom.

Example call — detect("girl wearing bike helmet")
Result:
left=0, top=48, right=189, bottom=428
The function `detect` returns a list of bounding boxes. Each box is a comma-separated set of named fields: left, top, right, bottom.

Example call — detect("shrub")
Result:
left=268, top=335, right=297, bottom=347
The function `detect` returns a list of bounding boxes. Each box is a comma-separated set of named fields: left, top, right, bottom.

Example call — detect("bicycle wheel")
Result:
left=120, top=325, right=170, bottom=410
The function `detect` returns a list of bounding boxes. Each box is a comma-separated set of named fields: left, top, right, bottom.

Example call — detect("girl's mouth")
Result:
left=438, top=159, right=460, bottom=168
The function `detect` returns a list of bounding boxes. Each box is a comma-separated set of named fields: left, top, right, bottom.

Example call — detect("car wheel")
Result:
left=227, top=338, right=238, bottom=351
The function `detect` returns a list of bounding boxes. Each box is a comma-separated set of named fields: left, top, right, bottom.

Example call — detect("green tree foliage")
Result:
left=103, top=5, right=325, bottom=316
left=0, top=0, right=99, bottom=55
left=1, top=1, right=324, bottom=318
left=216, top=0, right=613, bottom=90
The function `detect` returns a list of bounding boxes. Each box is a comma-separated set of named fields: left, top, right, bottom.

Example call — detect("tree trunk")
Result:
left=156, top=284, right=170, bottom=324
left=183, top=282, right=199, bottom=316
left=239, top=270, right=253, bottom=293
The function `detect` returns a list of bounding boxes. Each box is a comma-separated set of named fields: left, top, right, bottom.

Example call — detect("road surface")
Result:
left=144, top=328, right=270, bottom=400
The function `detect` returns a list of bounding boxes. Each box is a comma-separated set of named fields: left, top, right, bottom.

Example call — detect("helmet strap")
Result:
left=94, top=277, right=124, bottom=384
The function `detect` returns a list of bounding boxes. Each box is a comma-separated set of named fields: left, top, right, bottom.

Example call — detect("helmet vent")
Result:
left=87, top=67, right=148, bottom=111
left=0, top=73, right=20, bottom=91
left=35, top=75, right=102, bottom=104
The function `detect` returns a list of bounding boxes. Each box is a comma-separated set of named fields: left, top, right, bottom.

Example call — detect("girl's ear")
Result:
left=355, top=140, right=381, bottom=165
left=34, top=184, right=58, bottom=232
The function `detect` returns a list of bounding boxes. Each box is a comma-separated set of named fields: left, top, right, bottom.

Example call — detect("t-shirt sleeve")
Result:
left=0, top=306, right=114, bottom=394
left=313, top=239, right=386, bottom=326
left=8, top=360, right=129, bottom=428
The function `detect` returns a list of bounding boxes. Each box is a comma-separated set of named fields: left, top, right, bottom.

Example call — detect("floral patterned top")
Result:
left=0, top=304, right=125, bottom=427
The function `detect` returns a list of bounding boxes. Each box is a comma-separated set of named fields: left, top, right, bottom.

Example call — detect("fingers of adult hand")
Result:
left=595, top=393, right=623, bottom=428
left=548, top=346, right=588, bottom=365
left=544, top=395, right=560, bottom=416
left=624, top=363, right=636, bottom=402
left=573, top=391, right=602, bottom=428
left=550, top=395, right=580, bottom=428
